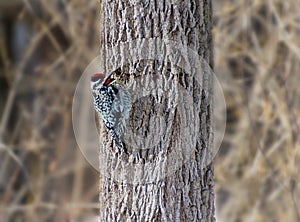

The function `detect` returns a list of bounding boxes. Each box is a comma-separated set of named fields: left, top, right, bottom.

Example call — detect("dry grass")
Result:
left=214, top=0, right=300, bottom=221
left=0, top=0, right=299, bottom=221
left=0, top=0, right=100, bottom=221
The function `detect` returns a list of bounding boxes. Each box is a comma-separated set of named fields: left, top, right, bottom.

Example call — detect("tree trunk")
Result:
left=98, top=0, right=214, bottom=221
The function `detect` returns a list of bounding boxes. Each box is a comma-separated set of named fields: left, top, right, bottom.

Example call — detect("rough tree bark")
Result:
left=98, top=0, right=214, bottom=221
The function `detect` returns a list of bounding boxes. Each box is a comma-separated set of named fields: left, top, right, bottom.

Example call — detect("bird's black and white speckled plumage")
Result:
left=91, top=71, right=131, bottom=153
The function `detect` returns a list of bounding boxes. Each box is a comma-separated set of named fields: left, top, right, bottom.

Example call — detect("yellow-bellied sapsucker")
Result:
left=91, top=71, right=132, bottom=154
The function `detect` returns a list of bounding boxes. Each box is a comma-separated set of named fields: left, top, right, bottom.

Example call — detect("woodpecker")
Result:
left=91, top=70, right=132, bottom=154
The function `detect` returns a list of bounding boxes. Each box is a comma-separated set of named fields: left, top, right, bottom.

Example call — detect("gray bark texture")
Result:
left=98, top=0, right=214, bottom=221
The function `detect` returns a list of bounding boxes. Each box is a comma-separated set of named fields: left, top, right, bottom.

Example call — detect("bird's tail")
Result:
left=108, top=128, right=128, bottom=154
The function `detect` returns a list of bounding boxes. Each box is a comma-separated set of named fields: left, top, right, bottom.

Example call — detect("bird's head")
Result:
left=91, top=73, right=105, bottom=90
left=91, top=72, right=117, bottom=89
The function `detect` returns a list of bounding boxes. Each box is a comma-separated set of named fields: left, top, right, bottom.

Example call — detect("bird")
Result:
left=90, top=70, right=132, bottom=154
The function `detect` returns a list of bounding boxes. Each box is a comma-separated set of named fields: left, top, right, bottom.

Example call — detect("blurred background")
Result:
left=0, top=0, right=299, bottom=221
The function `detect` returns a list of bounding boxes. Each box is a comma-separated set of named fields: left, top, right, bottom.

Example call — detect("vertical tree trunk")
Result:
left=98, top=0, right=214, bottom=221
